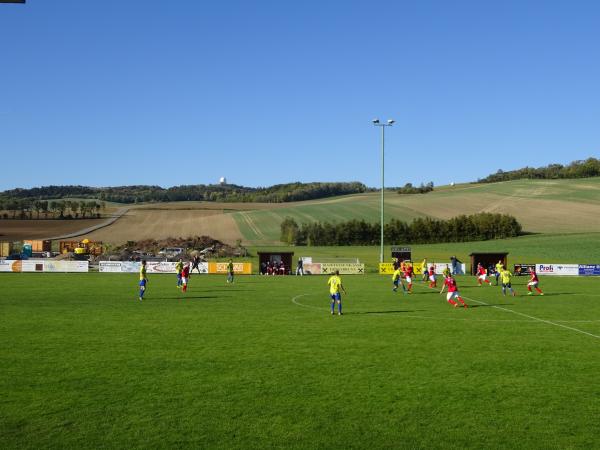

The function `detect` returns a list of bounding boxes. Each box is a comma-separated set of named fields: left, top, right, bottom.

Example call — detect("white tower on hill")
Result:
left=219, top=177, right=227, bottom=185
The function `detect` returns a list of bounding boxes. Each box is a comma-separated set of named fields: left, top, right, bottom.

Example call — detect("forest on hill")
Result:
left=477, top=157, right=600, bottom=183
left=0, top=182, right=367, bottom=204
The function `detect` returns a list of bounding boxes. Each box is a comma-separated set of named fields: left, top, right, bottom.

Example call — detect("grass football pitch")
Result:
left=2, top=273, right=600, bottom=449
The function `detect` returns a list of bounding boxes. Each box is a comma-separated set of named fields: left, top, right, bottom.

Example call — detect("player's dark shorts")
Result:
left=393, top=279, right=401, bottom=287
left=139, top=279, right=147, bottom=287
left=177, top=273, right=182, bottom=279
left=502, top=282, right=512, bottom=288
left=330, top=293, right=341, bottom=301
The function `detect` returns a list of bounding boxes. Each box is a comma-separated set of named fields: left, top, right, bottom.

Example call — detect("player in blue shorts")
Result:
left=327, top=270, right=347, bottom=315
left=139, top=260, right=148, bottom=301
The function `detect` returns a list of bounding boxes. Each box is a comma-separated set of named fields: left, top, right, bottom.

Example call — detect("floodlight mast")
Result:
left=372, top=118, right=395, bottom=263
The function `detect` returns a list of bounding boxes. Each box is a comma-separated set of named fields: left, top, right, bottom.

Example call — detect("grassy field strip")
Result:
left=238, top=211, right=264, bottom=239
left=413, top=283, right=600, bottom=340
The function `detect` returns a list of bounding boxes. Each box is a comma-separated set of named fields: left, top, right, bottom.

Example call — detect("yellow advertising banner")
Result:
left=208, top=262, right=252, bottom=275
left=379, top=263, right=395, bottom=274
left=379, top=262, right=424, bottom=275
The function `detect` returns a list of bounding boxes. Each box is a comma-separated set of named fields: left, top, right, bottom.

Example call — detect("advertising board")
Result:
left=99, top=261, right=126, bottom=273
left=21, top=261, right=44, bottom=272
left=0, top=260, right=19, bottom=272
left=321, top=262, right=364, bottom=275
left=43, top=261, right=89, bottom=273
left=99, top=261, right=208, bottom=274
left=146, top=262, right=179, bottom=274
left=0, top=260, right=88, bottom=272
left=303, top=263, right=322, bottom=275
left=578, top=264, right=600, bottom=276
left=379, top=263, right=395, bottom=274
left=208, top=262, right=252, bottom=275
left=536, top=264, right=579, bottom=276
left=514, top=264, right=536, bottom=276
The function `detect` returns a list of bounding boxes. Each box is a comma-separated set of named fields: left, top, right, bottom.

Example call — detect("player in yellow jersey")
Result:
left=392, top=268, right=407, bottom=295
left=175, top=259, right=183, bottom=288
left=421, top=258, right=428, bottom=282
left=494, top=259, right=504, bottom=285
left=442, top=264, right=451, bottom=278
left=500, top=266, right=516, bottom=296
left=139, top=260, right=148, bottom=301
left=327, top=270, right=347, bottom=315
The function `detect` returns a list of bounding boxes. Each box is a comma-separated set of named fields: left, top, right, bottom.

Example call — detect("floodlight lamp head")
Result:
left=372, top=118, right=380, bottom=124
left=387, top=119, right=395, bottom=125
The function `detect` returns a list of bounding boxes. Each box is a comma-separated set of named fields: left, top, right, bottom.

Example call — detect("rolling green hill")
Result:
left=232, top=177, right=600, bottom=244
left=5, top=177, right=599, bottom=245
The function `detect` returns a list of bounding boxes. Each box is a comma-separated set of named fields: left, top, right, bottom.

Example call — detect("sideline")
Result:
left=414, top=283, right=600, bottom=341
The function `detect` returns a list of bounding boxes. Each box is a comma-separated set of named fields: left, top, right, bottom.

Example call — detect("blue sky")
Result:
left=1, top=0, right=599, bottom=190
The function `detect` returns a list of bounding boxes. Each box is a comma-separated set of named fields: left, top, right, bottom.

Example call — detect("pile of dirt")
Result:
left=100, top=235, right=247, bottom=261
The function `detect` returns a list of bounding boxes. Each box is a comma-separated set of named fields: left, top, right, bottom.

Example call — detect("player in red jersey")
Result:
left=476, top=263, right=491, bottom=286
left=527, top=268, right=544, bottom=296
left=428, top=264, right=437, bottom=288
left=440, top=274, right=467, bottom=308
left=181, top=262, right=190, bottom=293
left=404, top=262, right=414, bottom=293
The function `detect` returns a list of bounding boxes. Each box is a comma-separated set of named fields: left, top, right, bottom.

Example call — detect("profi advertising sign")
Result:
left=536, top=264, right=579, bottom=276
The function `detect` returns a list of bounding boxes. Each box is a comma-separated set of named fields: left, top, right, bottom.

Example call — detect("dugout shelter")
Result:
left=469, top=252, right=508, bottom=275
left=257, top=251, right=294, bottom=275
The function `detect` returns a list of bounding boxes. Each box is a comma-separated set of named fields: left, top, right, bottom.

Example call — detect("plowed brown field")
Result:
left=0, top=219, right=103, bottom=241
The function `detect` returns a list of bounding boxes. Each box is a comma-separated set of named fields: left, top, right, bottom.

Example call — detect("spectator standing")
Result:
left=296, top=257, right=304, bottom=276
left=450, top=256, right=462, bottom=275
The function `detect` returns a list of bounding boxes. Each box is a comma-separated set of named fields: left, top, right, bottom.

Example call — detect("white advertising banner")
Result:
left=536, top=264, right=579, bottom=276
left=21, top=261, right=44, bottom=272
left=0, top=260, right=88, bottom=272
left=147, top=261, right=178, bottom=274
left=99, top=261, right=208, bottom=274
left=99, top=261, right=126, bottom=273
left=0, top=260, right=16, bottom=272
left=43, top=261, right=89, bottom=273
left=430, top=262, right=465, bottom=275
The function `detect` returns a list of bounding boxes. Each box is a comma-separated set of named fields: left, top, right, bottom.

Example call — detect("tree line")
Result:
left=280, top=213, right=522, bottom=246
left=477, top=157, right=600, bottom=183
left=396, top=182, right=434, bottom=194
left=0, top=182, right=367, bottom=204
left=0, top=199, right=105, bottom=220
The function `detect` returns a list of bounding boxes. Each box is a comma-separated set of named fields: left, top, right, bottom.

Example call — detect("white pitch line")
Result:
left=415, top=284, right=600, bottom=341
left=291, top=293, right=323, bottom=311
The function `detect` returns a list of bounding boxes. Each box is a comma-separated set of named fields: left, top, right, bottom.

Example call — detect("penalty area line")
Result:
left=415, top=283, right=600, bottom=341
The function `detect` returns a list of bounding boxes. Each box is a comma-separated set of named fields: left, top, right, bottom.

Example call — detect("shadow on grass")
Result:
left=526, top=293, right=570, bottom=296
left=345, top=309, right=427, bottom=315
left=200, top=288, right=256, bottom=292
left=468, top=303, right=514, bottom=308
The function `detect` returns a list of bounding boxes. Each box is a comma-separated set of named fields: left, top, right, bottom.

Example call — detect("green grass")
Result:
left=2, top=272, right=600, bottom=449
